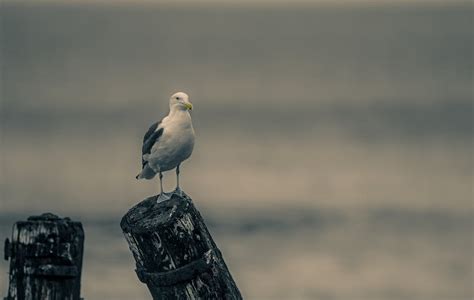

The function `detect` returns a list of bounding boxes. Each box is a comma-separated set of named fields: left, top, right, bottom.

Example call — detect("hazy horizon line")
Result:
left=4, top=0, right=472, bottom=8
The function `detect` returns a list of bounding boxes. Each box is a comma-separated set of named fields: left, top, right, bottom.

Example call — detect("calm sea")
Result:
left=1, top=2, right=472, bottom=299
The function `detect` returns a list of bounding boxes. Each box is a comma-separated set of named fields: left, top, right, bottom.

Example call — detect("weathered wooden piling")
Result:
left=121, top=192, right=242, bottom=299
left=4, top=213, right=84, bottom=300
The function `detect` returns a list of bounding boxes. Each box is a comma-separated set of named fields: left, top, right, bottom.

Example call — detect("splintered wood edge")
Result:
left=121, top=193, right=194, bottom=233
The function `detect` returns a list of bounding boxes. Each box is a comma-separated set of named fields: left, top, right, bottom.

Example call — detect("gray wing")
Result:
left=141, top=121, right=163, bottom=168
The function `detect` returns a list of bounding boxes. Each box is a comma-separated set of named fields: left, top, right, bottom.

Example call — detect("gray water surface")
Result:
left=1, top=2, right=472, bottom=299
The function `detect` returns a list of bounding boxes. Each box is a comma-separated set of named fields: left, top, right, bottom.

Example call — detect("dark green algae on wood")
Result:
left=121, top=192, right=242, bottom=299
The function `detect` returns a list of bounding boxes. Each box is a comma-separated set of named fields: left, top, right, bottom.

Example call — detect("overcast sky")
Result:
left=7, top=0, right=469, bottom=6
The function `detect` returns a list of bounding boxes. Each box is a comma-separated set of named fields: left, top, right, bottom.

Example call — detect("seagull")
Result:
left=136, top=92, right=195, bottom=202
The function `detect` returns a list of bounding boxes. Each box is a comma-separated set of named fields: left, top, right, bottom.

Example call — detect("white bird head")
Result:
left=169, top=92, right=193, bottom=111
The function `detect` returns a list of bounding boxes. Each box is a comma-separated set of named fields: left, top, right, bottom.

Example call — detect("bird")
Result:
left=136, top=92, right=195, bottom=202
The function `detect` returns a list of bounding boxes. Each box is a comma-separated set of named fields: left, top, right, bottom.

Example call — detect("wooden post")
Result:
left=121, top=192, right=242, bottom=299
left=4, top=213, right=84, bottom=300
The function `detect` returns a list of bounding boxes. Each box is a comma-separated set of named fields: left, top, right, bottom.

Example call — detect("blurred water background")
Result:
left=0, top=1, right=472, bottom=299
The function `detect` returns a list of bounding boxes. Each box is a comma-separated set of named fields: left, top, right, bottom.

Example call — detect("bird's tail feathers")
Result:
left=136, top=166, right=157, bottom=180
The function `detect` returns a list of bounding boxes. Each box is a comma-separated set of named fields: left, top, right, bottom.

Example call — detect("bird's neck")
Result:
left=168, top=107, right=190, bottom=119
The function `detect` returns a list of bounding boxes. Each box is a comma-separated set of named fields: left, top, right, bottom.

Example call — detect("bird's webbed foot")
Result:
left=173, top=187, right=184, bottom=197
left=156, top=192, right=171, bottom=203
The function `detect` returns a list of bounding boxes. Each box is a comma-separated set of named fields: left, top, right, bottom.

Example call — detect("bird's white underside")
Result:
left=146, top=110, right=195, bottom=172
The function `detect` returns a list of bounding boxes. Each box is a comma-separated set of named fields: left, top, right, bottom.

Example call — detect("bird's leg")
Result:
left=176, top=164, right=180, bottom=189
left=157, top=171, right=171, bottom=203
left=174, top=164, right=183, bottom=196
left=159, top=171, right=164, bottom=194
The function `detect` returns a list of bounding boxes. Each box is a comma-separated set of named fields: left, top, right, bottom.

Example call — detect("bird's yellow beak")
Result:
left=184, top=103, right=193, bottom=110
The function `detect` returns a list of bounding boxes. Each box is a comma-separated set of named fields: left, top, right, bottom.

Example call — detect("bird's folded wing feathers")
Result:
left=143, top=121, right=158, bottom=142
left=141, top=121, right=163, bottom=168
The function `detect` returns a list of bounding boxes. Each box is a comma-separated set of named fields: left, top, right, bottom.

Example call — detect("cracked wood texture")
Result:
left=121, top=192, right=242, bottom=300
left=4, top=213, right=84, bottom=300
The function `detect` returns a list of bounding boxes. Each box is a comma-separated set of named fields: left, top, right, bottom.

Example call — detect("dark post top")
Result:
left=4, top=213, right=84, bottom=300
left=121, top=192, right=242, bottom=299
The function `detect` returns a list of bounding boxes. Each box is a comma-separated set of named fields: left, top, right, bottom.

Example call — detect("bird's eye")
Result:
left=176, top=97, right=180, bottom=100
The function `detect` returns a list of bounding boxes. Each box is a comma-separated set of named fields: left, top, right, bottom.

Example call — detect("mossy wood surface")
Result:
left=121, top=193, right=242, bottom=299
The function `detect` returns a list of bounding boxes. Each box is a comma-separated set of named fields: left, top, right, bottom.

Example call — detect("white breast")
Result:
left=148, top=111, right=195, bottom=172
